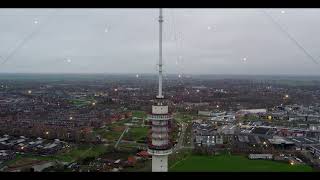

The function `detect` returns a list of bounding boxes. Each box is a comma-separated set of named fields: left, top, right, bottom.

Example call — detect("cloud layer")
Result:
left=0, top=8, right=320, bottom=75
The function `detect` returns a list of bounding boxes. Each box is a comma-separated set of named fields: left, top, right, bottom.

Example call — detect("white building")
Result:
left=238, top=109, right=267, bottom=114
left=248, top=154, right=273, bottom=160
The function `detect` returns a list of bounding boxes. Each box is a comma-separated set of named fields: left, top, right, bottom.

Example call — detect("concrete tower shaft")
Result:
left=148, top=8, right=172, bottom=172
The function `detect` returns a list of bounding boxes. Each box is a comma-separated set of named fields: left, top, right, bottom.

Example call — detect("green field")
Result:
left=174, top=113, right=193, bottom=123
left=132, top=111, right=147, bottom=118
left=93, top=118, right=132, bottom=141
left=70, top=99, right=92, bottom=107
left=53, top=144, right=108, bottom=162
left=2, top=144, right=111, bottom=170
left=170, top=154, right=313, bottom=172
left=124, top=127, right=148, bottom=141
left=98, top=128, right=123, bottom=141
left=30, top=144, right=108, bottom=163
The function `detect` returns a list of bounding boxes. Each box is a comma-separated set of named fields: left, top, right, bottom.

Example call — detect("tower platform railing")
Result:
left=148, top=148, right=172, bottom=156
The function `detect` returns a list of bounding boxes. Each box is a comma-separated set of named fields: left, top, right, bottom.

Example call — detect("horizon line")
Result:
left=1, top=72, right=320, bottom=77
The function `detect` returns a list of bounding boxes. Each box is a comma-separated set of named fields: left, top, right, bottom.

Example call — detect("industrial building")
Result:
left=248, top=154, right=273, bottom=160
left=268, top=136, right=295, bottom=150
left=238, top=109, right=267, bottom=115
left=309, top=145, right=320, bottom=159
left=193, top=122, right=224, bottom=147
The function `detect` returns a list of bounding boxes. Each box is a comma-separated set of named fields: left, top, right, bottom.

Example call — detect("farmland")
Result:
left=170, top=154, right=313, bottom=172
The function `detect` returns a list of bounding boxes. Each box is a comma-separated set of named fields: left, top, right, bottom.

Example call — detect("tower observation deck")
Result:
left=147, top=8, right=172, bottom=172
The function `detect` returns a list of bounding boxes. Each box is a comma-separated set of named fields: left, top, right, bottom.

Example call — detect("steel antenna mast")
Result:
left=157, top=8, right=164, bottom=99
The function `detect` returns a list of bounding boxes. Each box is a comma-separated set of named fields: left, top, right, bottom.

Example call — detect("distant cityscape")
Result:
left=1, top=7, right=320, bottom=174
left=0, top=74, right=320, bottom=172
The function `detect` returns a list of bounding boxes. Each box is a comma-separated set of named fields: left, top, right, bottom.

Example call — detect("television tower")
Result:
left=147, top=8, right=173, bottom=172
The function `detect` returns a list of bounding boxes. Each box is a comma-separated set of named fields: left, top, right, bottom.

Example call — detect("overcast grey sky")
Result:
left=0, top=8, right=320, bottom=75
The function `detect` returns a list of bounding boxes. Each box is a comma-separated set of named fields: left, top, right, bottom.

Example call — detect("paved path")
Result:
left=114, top=126, right=129, bottom=149
left=173, top=122, right=188, bottom=152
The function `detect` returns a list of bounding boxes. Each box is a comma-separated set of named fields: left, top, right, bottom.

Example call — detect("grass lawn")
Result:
left=3, top=155, right=35, bottom=168
left=3, top=144, right=111, bottom=169
left=70, top=99, right=91, bottom=107
left=101, top=130, right=123, bottom=141
left=174, top=113, right=193, bottom=123
left=94, top=122, right=128, bottom=141
left=58, top=144, right=108, bottom=161
left=118, top=143, right=141, bottom=152
left=123, top=127, right=148, bottom=141
left=22, top=144, right=110, bottom=163
left=132, top=111, right=147, bottom=119
left=170, top=154, right=313, bottom=172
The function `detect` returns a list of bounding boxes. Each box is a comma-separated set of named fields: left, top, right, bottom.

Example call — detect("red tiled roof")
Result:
left=136, top=151, right=150, bottom=157
left=128, top=156, right=136, bottom=163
